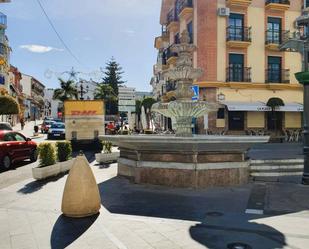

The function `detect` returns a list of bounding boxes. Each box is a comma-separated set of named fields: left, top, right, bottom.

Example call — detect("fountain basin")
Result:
left=101, top=135, right=269, bottom=188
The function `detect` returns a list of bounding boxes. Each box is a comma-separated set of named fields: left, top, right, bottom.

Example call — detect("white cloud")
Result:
left=19, top=45, right=64, bottom=53
left=122, top=29, right=136, bottom=37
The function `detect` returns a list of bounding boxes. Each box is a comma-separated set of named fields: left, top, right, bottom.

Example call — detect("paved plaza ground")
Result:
left=1, top=152, right=309, bottom=249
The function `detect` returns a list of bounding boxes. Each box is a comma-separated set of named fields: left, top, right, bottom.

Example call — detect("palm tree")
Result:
left=53, top=78, right=78, bottom=102
left=94, top=83, right=117, bottom=115
left=266, top=97, right=285, bottom=136
left=141, top=97, right=156, bottom=129
left=53, top=78, right=78, bottom=118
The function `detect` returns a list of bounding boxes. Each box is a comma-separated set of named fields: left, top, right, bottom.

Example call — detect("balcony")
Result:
left=155, top=26, right=169, bottom=49
left=167, top=9, right=179, bottom=33
left=0, top=74, right=4, bottom=85
left=226, top=26, right=252, bottom=48
left=0, top=12, right=7, bottom=29
left=226, top=0, right=252, bottom=8
left=265, top=30, right=287, bottom=51
left=226, top=66, right=251, bottom=82
left=177, top=0, right=193, bottom=20
left=165, top=81, right=177, bottom=93
left=265, top=0, right=290, bottom=11
left=265, top=69, right=290, bottom=83
left=0, top=43, right=6, bottom=59
left=166, top=45, right=178, bottom=66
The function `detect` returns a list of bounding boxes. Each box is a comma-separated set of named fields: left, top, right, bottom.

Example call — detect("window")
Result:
left=187, top=21, right=193, bottom=43
left=267, top=17, right=282, bottom=44
left=217, top=108, right=225, bottom=119
left=228, top=54, right=244, bottom=82
left=14, top=133, right=26, bottom=142
left=174, top=33, right=180, bottom=44
left=228, top=13, right=244, bottom=41
left=267, top=56, right=282, bottom=83
left=4, top=133, right=16, bottom=141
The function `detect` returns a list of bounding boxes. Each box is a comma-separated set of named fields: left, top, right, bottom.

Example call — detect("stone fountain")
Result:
left=152, top=30, right=218, bottom=137
left=102, top=30, right=269, bottom=188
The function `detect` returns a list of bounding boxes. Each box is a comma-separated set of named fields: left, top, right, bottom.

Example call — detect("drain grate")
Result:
left=227, top=242, right=252, bottom=249
left=205, top=211, right=224, bottom=217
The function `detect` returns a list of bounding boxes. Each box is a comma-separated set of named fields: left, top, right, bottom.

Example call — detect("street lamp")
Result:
left=281, top=11, right=309, bottom=185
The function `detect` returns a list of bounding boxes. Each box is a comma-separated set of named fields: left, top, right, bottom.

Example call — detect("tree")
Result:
left=134, top=99, right=142, bottom=128
left=266, top=97, right=285, bottom=135
left=94, top=83, right=117, bottom=115
left=0, top=95, right=20, bottom=115
left=141, top=97, right=156, bottom=129
left=53, top=78, right=78, bottom=102
left=53, top=78, right=78, bottom=117
left=102, top=58, right=125, bottom=114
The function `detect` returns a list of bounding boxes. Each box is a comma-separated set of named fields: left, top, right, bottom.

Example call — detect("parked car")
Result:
left=53, top=118, right=63, bottom=123
left=47, top=122, right=65, bottom=140
left=0, top=131, right=37, bottom=169
left=0, top=122, right=13, bottom=131
left=41, top=120, right=55, bottom=133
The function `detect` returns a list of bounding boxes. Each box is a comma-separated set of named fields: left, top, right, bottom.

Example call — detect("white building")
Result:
left=44, top=88, right=61, bottom=119
left=118, top=86, right=136, bottom=113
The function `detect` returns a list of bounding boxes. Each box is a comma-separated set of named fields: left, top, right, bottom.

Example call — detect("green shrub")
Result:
left=102, top=141, right=112, bottom=154
left=38, top=143, right=56, bottom=167
left=56, top=141, right=72, bottom=162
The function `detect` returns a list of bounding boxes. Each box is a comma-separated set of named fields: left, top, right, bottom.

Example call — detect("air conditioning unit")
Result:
left=218, top=8, right=230, bottom=17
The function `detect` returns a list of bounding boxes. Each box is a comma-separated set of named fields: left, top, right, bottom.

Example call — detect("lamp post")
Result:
left=76, top=79, right=89, bottom=100
left=282, top=12, right=309, bottom=184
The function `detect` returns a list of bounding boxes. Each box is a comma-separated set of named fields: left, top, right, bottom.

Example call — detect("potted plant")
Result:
left=32, top=142, right=74, bottom=180
left=95, top=140, right=120, bottom=164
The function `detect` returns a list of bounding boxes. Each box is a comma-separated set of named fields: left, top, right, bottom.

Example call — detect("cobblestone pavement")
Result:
left=0, top=157, right=309, bottom=249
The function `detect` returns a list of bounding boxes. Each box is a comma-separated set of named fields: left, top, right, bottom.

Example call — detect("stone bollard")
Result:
left=61, top=153, right=101, bottom=218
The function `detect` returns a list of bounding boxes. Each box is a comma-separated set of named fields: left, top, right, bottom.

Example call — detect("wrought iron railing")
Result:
left=265, top=0, right=290, bottom=5
left=226, top=66, right=252, bottom=82
left=166, top=81, right=177, bottom=92
left=265, top=30, right=288, bottom=44
left=167, top=9, right=178, bottom=26
left=176, top=0, right=193, bottom=16
left=226, top=26, right=252, bottom=42
left=265, top=69, right=290, bottom=83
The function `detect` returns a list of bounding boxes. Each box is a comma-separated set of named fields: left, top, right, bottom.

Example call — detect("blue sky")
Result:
left=1, top=0, right=161, bottom=91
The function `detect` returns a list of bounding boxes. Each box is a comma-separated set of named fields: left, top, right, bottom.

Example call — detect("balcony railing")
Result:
left=265, top=69, right=290, bottom=83
left=167, top=9, right=178, bottom=26
left=265, top=0, right=290, bottom=5
left=226, top=66, right=251, bottom=82
left=0, top=13, right=7, bottom=28
left=176, top=0, right=193, bottom=16
left=265, top=30, right=287, bottom=45
left=226, top=26, right=252, bottom=42
left=166, top=81, right=177, bottom=92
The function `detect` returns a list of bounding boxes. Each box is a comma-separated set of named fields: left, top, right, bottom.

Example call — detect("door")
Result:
left=268, top=56, right=282, bottom=83
left=12, top=133, right=30, bottom=159
left=3, top=133, right=20, bottom=162
left=229, top=13, right=244, bottom=41
left=267, top=112, right=283, bottom=131
left=229, top=54, right=244, bottom=82
left=267, top=17, right=282, bottom=44
left=228, top=111, right=245, bottom=131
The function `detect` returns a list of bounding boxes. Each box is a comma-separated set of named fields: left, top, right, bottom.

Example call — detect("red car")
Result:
left=0, top=131, right=38, bottom=169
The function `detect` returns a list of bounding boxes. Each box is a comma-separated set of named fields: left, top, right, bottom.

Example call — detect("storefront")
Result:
left=219, top=101, right=303, bottom=132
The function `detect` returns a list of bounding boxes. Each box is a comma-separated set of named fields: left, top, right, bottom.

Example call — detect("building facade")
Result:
left=44, top=88, right=61, bottom=119
left=0, top=9, right=10, bottom=96
left=20, top=74, right=45, bottom=120
left=154, top=0, right=304, bottom=134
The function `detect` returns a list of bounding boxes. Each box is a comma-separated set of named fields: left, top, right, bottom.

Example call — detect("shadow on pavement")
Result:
left=99, top=176, right=288, bottom=249
left=0, top=160, right=32, bottom=173
left=17, top=173, right=67, bottom=194
left=50, top=214, right=99, bottom=249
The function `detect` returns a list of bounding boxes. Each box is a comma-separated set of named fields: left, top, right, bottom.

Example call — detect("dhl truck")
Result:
left=64, top=100, right=105, bottom=149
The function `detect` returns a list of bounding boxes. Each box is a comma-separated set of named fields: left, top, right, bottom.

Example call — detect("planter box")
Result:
left=95, top=152, right=120, bottom=164
left=32, top=159, right=75, bottom=180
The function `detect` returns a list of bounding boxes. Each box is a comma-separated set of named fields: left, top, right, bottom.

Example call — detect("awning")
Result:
left=221, top=101, right=303, bottom=112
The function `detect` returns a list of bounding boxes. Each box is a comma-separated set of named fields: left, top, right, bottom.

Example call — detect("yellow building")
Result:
left=0, top=7, right=10, bottom=96
left=153, top=0, right=304, bottom=135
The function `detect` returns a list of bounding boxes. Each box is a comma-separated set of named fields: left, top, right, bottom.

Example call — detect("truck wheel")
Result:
left=2, top=156, right=11, bottom=169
